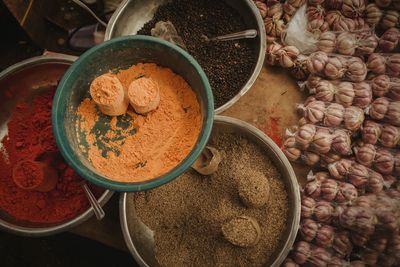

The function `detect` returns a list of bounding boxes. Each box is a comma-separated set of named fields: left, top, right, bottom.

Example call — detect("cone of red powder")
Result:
left=13, top=160, right=58, bottom=192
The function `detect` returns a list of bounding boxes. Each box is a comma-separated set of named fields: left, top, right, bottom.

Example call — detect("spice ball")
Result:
left=221, top=216, right=261, bottom=247
left=238, top=171, right=270, bottom=208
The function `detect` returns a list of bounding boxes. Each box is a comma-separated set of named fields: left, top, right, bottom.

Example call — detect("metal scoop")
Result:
left=201, top=29, right=258, bottom=42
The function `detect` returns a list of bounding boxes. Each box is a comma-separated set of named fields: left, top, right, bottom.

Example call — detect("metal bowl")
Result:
left=120, top=115, right=301, bottom=267
left=0, top=55, right=114, bottom=236
left=105, top=0, right=266, bottom=114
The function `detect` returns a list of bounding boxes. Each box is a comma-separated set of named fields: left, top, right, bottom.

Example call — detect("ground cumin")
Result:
left=76, top=63, right=201, bottom=182
left=133, top=133, right=289, bottom=267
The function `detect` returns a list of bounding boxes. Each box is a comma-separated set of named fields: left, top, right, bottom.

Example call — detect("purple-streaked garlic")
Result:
left=332, top=204, right=346, bottom=226
left=376, top=0, right=392, bottom=7
left=255, top=1, right=268, bottom=18
left=365, top=3, right=383, bottom=25
left=351, top=231, right=369, bottom=246
left=292, top=241, right=312, bottom=264
left=361, top=120, right=381, bottom=145
left=331, top=129, right=352, bottom=155
left=335, top=82, right=354, bottom=107
left=332, top=17, right=356, bottom=32
left=369, top=235, right=388, bottom=252
left=369, top=97, right=390, bottom=120
left=367, top=53, right=386, bottom=74
left=307, top=52, right=329, bottom=75
left=361, top=248, right=379, bottom=266
left=371, top=74, right=391, bottom=97
left=374, top=148, right=395, bottom=174
left=324, top=0, right=343, bottom=10
left=348, top=162, right=369, bottom=187
left=295, top=124, right=317, bottom=148
left=379, top=28, right=400, bottom=52
left=304, top=179, right=322, bottom=199
left=318, top=31, right=336, bottom=53
left=354, top=142, right=376, bottom=167
left=282, top=137, right=301, bottom=161
left=386, top=54, right=400, bottom=77
left=306, top=76, right=323, bottom=91
left=333, top=231, right=353, bottom=256
left=381, top=124, right=400, bottom=147
left=381, top=10, right=400, bottom=30
left=320, top=152, right=342, bottom=168
left=282, top=258, right=299, bottom=267
left=336, top=182, right=358, bottom=203
left=266, top=42, right=283, bottom=66
left=337, top=32, right=356, bottom=55
left=353, top=82, right=372, bottom=108
left=340, top=205, right=377, bottom=235
left=342, top=0, right=366, bottom=18
left=283, top=3, right=296, bottom=22
left=300, top=218, right=319, bottom=241
left=264, top=17, right=285, bottom=37
left=367, top=169, right=384, bottom=192
left=306, top=5, right=326, bottom=21
left=290, top=55, right=310, bottom=81
left=301, top=101, right=326, bottom=124
left=314, top=200, right=334, bottom=223
left=345, top=57, right=367, bottom=82
left=321, top=179, right=339, bottom=201
left=266, top=2, right=283, bottom=19
left=328, top=158, right=352, bottom=179
left=343, top=106, right=364, bottom=131
left=316, top=225, right=335, bottom=246
left=311, top=128, right=333, bottom=154
left=314, top=80, right=335, bottom=102
left=394, top=152, right=400, bottom=175
left=354, top=17, right=370, bottom=30
left=310, top=247, right=332, bottom=267
left=324, top=103, right=345, bottom=128
left=356, top=32, right=378, bottom=55
left=329, top=256, right=347, bottom=267
left=302, top=196, right=317, bottom=219
left=307, top=18, right=329, bottom=36
left=324, top=57, right=346, bottom=80
left=354, top=194, right=374, bottom=208
left=302, top=151, right=321, bottom=166
left=387, top=101, right=400, bottom=126
left=320, top=153, right=342, bottom=168
left=325, top=11, right=344, bottom=27
left=389, top=77, right=400, bottom=100
left=278, top=46, right=300, bottom=68
left=377, top=212, right=398, bottom=232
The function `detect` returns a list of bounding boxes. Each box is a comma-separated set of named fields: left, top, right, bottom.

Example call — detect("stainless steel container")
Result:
left=105, top=0, right=266, bottom=114
left=0, top=55, right=114, bottom=236
left=120, top=115, right=301, bottom=267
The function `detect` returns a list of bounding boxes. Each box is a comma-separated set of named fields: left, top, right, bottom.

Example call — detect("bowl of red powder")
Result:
left=0, top=56, right=113, bottom=236
left=52, top=36, right=214, bottom=191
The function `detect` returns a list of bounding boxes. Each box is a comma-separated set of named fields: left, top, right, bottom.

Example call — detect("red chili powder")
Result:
left=0, top=88, right=104, bottom=224
left=258, top=116, right=283, bottom=147
left=13, top=161, right=43, bottom=188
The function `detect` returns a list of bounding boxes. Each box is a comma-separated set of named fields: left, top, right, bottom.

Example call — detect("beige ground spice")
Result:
left=133, top=133, right=289, bottom=267
left=76, top=63, right=201, bottom=182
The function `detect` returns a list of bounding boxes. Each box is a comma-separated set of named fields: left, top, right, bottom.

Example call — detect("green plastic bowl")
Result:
left=52, top=35, right=214, bottom=192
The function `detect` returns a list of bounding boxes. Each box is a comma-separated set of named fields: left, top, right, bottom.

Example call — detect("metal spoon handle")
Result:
left=71, top=0, right=107, bottom=27
left=82, top=183, right=105, bottom=220
left=209, top=29, right=258, bottom=41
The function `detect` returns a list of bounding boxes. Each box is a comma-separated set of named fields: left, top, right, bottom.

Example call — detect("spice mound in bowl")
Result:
left=76, top=63, right=201, bottom=183
left=0, top=87, right=104, bottom=225
left=136, top=0, right=259, bottom=110
left=132, top=132, right=289, bottom=266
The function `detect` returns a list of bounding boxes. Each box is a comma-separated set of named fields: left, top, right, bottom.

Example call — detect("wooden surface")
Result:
left=71, top=65, right=310, bottom=250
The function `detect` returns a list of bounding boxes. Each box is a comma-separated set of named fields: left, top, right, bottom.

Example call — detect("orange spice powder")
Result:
left=76, top=63, right=202, bottom=182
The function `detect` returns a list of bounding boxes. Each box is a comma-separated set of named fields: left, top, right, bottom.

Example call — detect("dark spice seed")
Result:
left=138, top=0, right=258, bottom=108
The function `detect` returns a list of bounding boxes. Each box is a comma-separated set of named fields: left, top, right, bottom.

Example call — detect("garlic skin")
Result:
left=337, top=32, right=356, bottom=55
left=389, top=77, right=400, bottom=100
left=365, top=3, right=383, bottom=25
left=367, top=53, right=386, bottom=75
left=328, top=158, right=352, bottom=180
left=335, top=82, right=355, bottom=107
left=344, top=106, right=364, bottom=131
left=278, top=46, right=300, bottom=68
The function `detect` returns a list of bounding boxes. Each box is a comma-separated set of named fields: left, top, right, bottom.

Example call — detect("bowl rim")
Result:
left=104, top=0, right=267, bottom=115
left=52, top=35, right=214, bottom=192
left=119, top=115, right=301, bottom=267
left=0, top=55, right=114, bottom=236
